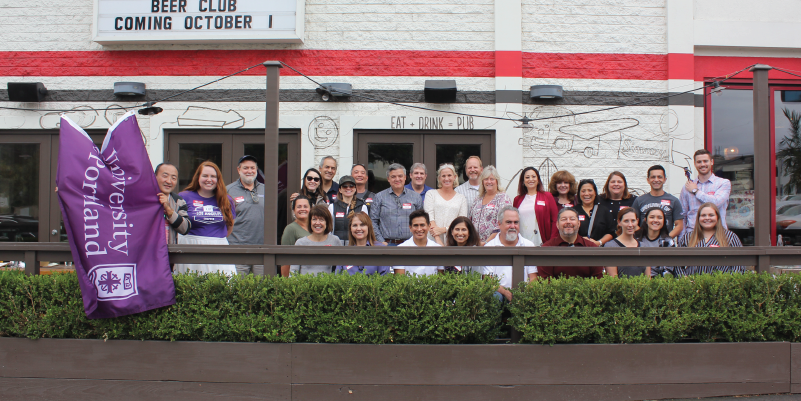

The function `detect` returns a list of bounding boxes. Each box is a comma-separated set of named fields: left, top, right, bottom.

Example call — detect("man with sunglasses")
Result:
left=227, top=155, right=265, bottom=275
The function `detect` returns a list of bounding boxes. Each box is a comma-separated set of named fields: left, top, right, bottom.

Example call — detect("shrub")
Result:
left=509, top=273, right=801, bottom=344
left=0, top=270, right=501, bottom=344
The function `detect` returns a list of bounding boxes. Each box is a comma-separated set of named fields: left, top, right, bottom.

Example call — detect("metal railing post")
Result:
left=263, top=61, right=283, bottom=247
left=24, top=250, right=38, bottom=275
left=751, top=64, right=772, bottom=273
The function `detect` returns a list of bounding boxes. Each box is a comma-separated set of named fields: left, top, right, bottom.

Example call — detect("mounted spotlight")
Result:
left=424, top=80, right=457, bottom=103
left=530, top=85, right=563, bottom=100
left=137, top=102, right=163, bottom=116
left=114, top=82, right=146, bottom=97
left=7, top=82, right=48, bottom=102
left=316, top=83, right=352, bottom=101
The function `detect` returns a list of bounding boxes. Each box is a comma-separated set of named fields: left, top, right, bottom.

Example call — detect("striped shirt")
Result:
left=674, top=230, right=748, bottom=277
left=456, top=181, right=480, bottom=215
left=679, top=174, right=731, bottom=236
left=370, top=187, right=423, bottom=243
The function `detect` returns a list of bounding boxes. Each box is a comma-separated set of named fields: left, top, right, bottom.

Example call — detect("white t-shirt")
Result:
left=518, top=194, right=543, bottom=246
left=394, top=237, right=443, bottom=276
left=482, top=235, right=538, bottom=289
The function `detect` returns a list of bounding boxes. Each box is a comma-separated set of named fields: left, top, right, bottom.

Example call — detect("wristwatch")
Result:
left=691, top=189, right=698, bottom=194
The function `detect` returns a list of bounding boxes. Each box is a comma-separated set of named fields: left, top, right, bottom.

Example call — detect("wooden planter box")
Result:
left=0, top=338, right=797, bottom=400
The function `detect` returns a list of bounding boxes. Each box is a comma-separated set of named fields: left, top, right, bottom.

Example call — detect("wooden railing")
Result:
left=3, top=243, right=801, bottom=285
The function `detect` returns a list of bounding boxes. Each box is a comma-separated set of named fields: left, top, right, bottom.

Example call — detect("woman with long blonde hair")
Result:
left=174, top=161, right=236, bottom=276
left=675, top=202, right=746, bottom=276
left=425, top=163, right=468, bottom=245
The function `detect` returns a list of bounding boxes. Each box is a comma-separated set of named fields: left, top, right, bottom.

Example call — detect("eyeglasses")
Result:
left=306, top=176, right=321, bottom=182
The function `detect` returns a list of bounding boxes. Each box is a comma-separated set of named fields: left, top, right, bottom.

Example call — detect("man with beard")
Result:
left=538, top=207, right=604, bottom=279
left=483, top=206, right=537, bottom=301
left=680, top=149, right=731, bottom=236
left=227, top=155, right=265, bottom=275
left=155, top=162, right=191, bottom=245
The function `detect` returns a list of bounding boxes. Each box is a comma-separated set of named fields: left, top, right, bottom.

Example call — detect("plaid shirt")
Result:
left=370, top=187, right=423, bottom=242
left=679, top=174, right=731, bottom=236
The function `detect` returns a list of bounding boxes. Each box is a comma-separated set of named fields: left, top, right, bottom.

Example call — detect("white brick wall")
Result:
left=0, top=0, right=494, bottom=51
left=521, top=0, right=667, bottom=54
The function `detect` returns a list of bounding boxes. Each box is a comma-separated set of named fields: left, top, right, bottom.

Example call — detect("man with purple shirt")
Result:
left=680, top=149, right=731, bottom=236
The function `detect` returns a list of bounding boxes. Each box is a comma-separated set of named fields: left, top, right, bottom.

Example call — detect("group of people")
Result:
left=157, top=149, right=745, bottom=299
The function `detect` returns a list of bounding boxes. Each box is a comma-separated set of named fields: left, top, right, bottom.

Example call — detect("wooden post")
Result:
left=263, top=61, right=283, bottom=264
left=751, top=64, right=772, bottom=273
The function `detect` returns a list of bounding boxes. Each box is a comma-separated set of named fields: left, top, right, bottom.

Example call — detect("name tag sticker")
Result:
left=366, top=198, right=373, bottom=202
left=661, top=199, right=671, bottom=205
left=620, top=206, right=627, bottom=210
left=336, top=212, right=345, bottom=218
left=235, top=196, right=245, bottom=203
left=487, top=204, right=496, bottom=208
left=402, top=203, right=412, bottom=210
left=331, top=195, right=337, bottom=200
left=537, top=201, right=546, bottom=206
left=707, top=192, right=715, bottom=195
left=193, top=200, right=203, bottom=207
left=579, top=215, right=585, bottom=221
left=565, top=203, right=573, bottom=207
left=709, top=244, right=719, bottom=247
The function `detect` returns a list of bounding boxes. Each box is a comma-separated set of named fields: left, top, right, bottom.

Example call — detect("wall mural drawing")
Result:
left=309, top=116, right=339, bottom=150
left=176, top=106, right=244, bottom=128
left=514, top=105, right=694, bottom=195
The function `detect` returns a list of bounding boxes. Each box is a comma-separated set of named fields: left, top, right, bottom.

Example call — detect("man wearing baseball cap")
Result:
left=227, top=155, right=265, bottom=275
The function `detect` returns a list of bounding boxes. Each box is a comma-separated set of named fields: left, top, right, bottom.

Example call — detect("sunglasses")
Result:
left=341, top=184, right=356, bottom=189
left=306, top=176, right=321, bottom=182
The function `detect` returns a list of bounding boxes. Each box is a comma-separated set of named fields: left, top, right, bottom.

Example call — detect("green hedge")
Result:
left=510, top=273, right=801, bottom=344
left=0, top=270, right=501, bottom=344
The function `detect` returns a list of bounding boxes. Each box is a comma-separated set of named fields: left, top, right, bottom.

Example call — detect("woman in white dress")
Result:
left=424, top=163, right=468, bottom=245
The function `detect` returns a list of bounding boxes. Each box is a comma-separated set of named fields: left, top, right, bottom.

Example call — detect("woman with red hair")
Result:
left=512, top=167, right=558, bottom=244
left=174, top=161, right=236, bottom=276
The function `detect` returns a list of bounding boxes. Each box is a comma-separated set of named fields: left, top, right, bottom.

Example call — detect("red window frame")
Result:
left=704, top=78, right=801, bottom=245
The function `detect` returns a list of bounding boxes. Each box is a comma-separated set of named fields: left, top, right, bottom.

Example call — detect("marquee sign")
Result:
left=92, top=0, right=305, bottom=44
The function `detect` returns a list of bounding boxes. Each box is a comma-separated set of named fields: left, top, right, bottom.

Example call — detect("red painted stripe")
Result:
left=695, top=56, right=801, bottom=81
left=0, top=50, right=495, bottom=78
left=6, top=50, right=755, bottom=81
left=523, top=53, right=668, bottom=80
left=668, top=53, right=694, bottom=80
left=495, top=51, right=522, bottom=77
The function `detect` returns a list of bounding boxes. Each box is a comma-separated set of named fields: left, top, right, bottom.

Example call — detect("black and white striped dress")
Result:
left=674, top=230, right=748, bottom=277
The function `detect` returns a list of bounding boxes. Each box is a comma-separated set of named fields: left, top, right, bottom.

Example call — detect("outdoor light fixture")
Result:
left=137, top=102, right=163, bottom=116
left=114, top=82, right=146, bottom=96
left=530, top=85, right=563, bottom=100
left=710, top=81, right=725, bottom=96
left=514, top=116, right=534, bottom=129
left=316, top=83, right=352, bottom=101
left=424, top=80, right=457, bottom=103
left=7, top=82, right=48, bottom=102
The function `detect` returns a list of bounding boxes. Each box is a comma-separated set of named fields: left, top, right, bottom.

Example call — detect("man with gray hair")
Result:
left=319, top=156, right=339, bottom=203
left=483, top=205, right=537, bottom=301
left=405, top=162, right=433, bottom=203
left=370, top=163, right=423, bottom=245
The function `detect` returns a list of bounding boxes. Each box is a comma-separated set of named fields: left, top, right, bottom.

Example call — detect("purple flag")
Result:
left=57, top=111, right=175, bottom=319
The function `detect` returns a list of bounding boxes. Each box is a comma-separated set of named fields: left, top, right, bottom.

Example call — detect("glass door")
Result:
left=0, top=135, right=50, bottom=244
left=423, top=134, right=493, bottom=188
left=355, top=131, right=494, bottom=192
left=232, top=132, right=300, bottom=243
left=168, top=133, right=233, bottom=190
left=356, top=133, right=423, bottom=193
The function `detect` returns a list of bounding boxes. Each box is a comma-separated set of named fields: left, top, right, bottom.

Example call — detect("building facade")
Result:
left=2, top=0, right=801, bottom=245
